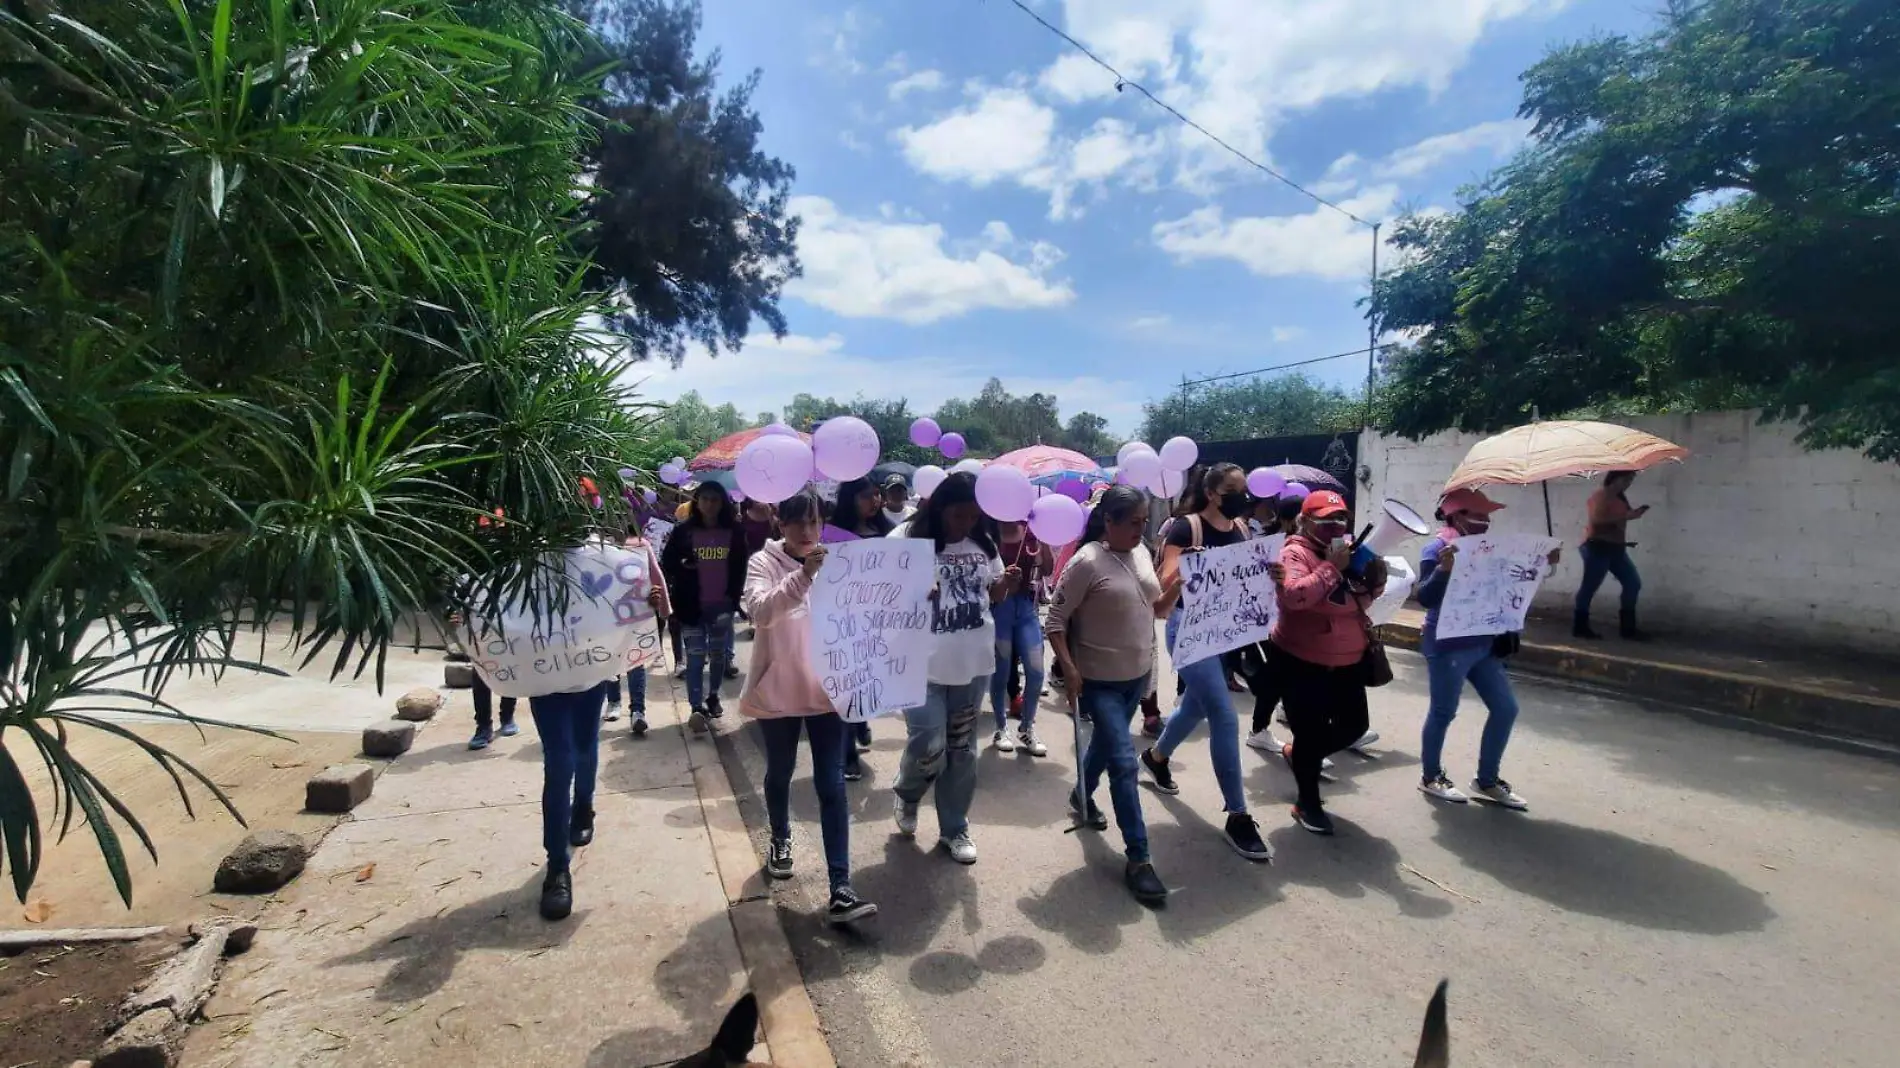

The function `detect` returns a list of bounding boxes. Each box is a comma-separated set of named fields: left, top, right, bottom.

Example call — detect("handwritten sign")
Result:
left=1171, top=534, right=1284, bottom=669
left=1436, top=533, right=1562, bottom=640
left=643, top=517, right=675, bottom=560
left=460, top=542, right=658, bottom=698
left=1367, top=555, right=1418, bottom=627
left=810, top=540, right=934, bottom=722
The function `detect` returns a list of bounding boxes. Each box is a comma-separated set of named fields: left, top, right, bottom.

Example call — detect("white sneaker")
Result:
left=893, top=795, right=919, bottom=837
left=991, top=729, right=1016, bottom=753
left=1419, top=774, right=1469, bottom=803
left=603, top=704, right=622, bottom=723
left=1349, top=729, right=1380, bottom=752
left=941, top=832, right=978, bottom=864
left=1245, top=729, right=1283, bottom=752
left=1017, top=730, right=1047, bottom=757
left=1471, top=779, right=1528, bottom=810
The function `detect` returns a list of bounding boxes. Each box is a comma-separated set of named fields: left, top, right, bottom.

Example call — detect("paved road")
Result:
left=714, top=637, right=1900, bottom=1068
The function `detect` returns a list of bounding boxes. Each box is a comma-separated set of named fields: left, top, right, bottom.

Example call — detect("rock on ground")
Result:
left=361, top=719, right=416, bottom=758
left=304, top=763, right=373, bottom=813
left=212, top=831, right=308, bottom=894
left=393, top=687, right=444, bottom=721
left=442, top=661, right=476, bottom=688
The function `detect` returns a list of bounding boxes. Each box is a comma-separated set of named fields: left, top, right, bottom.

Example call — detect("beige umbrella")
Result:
left=1443, top=420, right=1688, bottom=534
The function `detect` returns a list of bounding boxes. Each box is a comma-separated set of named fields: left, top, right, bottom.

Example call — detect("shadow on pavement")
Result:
left=1429, top=805, right=1775, bottom=933
left=1260, top=812, right=1456, bottom=921
left=583, top=912, right=746, bottom=1068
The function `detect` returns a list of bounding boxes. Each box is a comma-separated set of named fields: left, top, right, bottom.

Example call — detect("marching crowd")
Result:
left=474, top=461, right=1647, bottom=923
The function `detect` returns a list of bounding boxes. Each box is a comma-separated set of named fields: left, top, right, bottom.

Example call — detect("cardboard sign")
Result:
left=809, top=539, right=934, bottom=722
left=1436, top=533, right=1562, bottom=640
left=461, top=542, right=657, bottom=698
left=1170, top=535, right=1284, bottom=669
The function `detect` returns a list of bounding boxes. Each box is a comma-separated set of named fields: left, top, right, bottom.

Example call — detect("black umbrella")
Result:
left=871, top=461, right=917, bottom=484
left=1270, top=463, right=1347, bottom=494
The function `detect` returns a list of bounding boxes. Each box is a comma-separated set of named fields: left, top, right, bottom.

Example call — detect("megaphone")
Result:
left=1350, top=498, right=1432, bottom=574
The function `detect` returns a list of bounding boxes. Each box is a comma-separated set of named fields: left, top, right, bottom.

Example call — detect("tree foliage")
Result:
left=1373, top=0, right=1900, bottom=458
left=568, top=0, right=801, bottom=366
left=1138, top=374, right=1364, bottom=443
left=928, top=379, right=1117, bottom=458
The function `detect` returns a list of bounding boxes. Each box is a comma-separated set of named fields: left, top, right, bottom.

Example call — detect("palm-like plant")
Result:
left=1, top=0, right=648, bottom=904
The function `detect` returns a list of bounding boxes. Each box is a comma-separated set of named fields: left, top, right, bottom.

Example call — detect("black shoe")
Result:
left=855, top=724, right=874, bottom=751
left=1291, top=802, right=1335, bottom=836
left=630, top=714, right=649, bottom=737
left=1572, top=617, right=1602, bottom=640
left=843, top=756, right=864, bottom=783
left=539, top=869, right=573, bottom=921
left=724, top=664, right=740, bottom=680
left=706, top=694, right=725, bottom=719
left=1224, top=812, right=1274, bottom=862
left=569, top=808, right=595, bottom=848
left=766, top=838, right=794, bottom=880
left=1619, top=608, right=1650, bottom=642
left=826, top=885, right=878, bottom=925
left=1125, top=861, right=1169, bottom=905
left=1140, top=748, right=1179, bottom=795
left=1068, top=792, right=1109, bottom=830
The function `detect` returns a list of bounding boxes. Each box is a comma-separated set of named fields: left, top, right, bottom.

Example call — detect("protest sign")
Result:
left=1367, top=555, right=1418, bottom=627
left=461, top=541, right=658, bottom=698
left=1170, top=534, right=1284, bottom=669
left=643, top=517, right=675, bottom=559
left=1436, top=533, right=1563, bottom=640
left=809, top=539, right=935, bottom=722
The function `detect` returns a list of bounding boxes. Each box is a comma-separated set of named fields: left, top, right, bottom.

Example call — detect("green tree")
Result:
left=781, top=394, right=930, bottom=466
left=927, top=379, right=1116, bottom=457
left=568, top=0, right=801, bottom=366
left=1138, top=375, right=1362, bottom=443
left=1373, top=0, right=1900, bottom=458
left=2, top=0, right=643, bottom=904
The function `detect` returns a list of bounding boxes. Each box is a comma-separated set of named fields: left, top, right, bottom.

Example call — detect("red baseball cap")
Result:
left=1439, top=488, right=1505, bottom=517
left=1300, top=490, right=1349, bottom=519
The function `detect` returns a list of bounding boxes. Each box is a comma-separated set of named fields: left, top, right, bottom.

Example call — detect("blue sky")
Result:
left=635, top=0, right=1659, bottom=436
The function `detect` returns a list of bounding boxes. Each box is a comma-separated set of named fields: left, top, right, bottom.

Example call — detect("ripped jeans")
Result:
left=989, top=594, right=1044, bottom=732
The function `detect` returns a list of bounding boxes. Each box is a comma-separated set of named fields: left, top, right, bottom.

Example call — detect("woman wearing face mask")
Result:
left=989, top=518, right=1054, bottom=756
left=889, top=473, right=1020, bottom=865
left=1414, top=489, right=1558, bottom=810
left=1270, top=490, right=1387, bottom=835
left=1143, top=462, right=1274, bottom=863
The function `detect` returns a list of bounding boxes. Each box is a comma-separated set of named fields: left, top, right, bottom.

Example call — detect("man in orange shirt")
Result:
left=1574, top=470, right=1651, bottom=640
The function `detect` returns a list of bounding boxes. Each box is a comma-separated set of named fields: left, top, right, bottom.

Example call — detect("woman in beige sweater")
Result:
left=1046, top=485, right=1178, bottom=905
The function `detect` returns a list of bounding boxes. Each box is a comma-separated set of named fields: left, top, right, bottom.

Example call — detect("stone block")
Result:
left=212, top=831, right=308, bottom=894
left=442, top=661, right=477, bottom=689
left=394, top=686, right=444, bottom=721
left=362, top=718, right=417, bottom=758
left=304, top=763, right=374, bottom=813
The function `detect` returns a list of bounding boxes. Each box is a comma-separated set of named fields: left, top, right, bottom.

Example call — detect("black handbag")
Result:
left=1491, top=632, right=1522, bottom=659
left=1358, top=609, right=1393, bottom=688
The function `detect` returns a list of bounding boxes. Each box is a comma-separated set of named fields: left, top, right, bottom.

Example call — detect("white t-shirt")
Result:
left=890, top=525, right=1002, bottom=687
left=883, top=506, right=912, bottom=528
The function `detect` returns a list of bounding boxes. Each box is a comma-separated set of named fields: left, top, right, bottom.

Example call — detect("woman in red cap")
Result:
left=1270, top=489, right=1387, bottom=835
left=1412, top=489, right=1558, bottom=810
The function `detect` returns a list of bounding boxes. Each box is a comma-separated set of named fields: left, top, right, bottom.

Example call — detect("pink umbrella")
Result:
left=690, top=426, right=815, bottom=471
left=992, top=445, right=1106, bottom=487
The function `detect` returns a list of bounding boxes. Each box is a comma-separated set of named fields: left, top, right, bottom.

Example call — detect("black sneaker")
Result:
left=1291, top=802, right=1335, bottom=836
left=706, top=694, right=725, bottom=719
left=766, top=838, right=794, bottom=880
left=826, top=886, right=878, bottom=925
left=630, top=714, right=649, bottom=737
left=1140, top=748, right=1179, bottom=795
left=539, top=868, right=573, bottom=921
left=569, top=807, right=595, bottom=848
left=843, top=755, right=864, bottom=782
left=724, top=664, right=741, bottom=679
left=1125, top=861, right=1169, bottom=905
left=1068, top=791, right=1109, bottom=830
left=1224, top=812, right=1273, bottom=862
left=855, top=724, right=874, bottom=751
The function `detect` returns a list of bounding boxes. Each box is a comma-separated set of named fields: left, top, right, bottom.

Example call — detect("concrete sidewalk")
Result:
left=1378, top=608, right=1900, bottom=749
left=182, top=663, right=832, bottom=1068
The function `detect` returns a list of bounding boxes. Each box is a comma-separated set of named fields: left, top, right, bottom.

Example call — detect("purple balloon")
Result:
left=735, top=435, right=815, bottom=505
left=1122, top=450, right=1162, bottom=487
left=1283, top=481, right=1311, bottom=502
left=659, top=463, right=684, bottom=486
left=975, top=465, right=1035, bottom=522
left=617, top=467, right=637, bottom=481
left=1247, top=467, right=1287, bottom=498
left=643, top=489, right=658, bottom=505
left=762, top=422, right=797, bottom=438
left=938, top=431, right=966, bottom=460
left=1056, top=479, right=1090, bottom=503
left=813, top=415, right=881, bottom=481
left=1028, top=494, right=1086, bottom=546
left=909, top=417, right=943, bottom=448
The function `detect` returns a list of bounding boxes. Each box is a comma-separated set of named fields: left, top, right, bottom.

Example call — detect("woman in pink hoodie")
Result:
left=739, top=489, right=877, bottom=926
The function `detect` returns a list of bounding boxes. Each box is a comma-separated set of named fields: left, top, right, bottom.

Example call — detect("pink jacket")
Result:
left=1272, top=534, right=1379, bottom=668
left=737, top=540, right=834, bottom=720
left=623, top=536, right=671, bottom=618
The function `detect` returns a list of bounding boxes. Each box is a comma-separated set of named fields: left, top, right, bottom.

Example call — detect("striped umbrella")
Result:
left=688, top=426, right=813, bottom=471
left=992, top=445, right=1107, bottom=488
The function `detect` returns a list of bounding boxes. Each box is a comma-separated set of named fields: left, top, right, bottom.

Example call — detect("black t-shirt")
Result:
left=1164, top=515, right=1247, bottom=551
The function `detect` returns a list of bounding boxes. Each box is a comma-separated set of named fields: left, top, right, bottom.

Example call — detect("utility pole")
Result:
left=1364, top=221, right=1379, bottom=430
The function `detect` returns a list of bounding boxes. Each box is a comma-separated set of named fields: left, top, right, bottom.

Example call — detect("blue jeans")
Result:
left=1079, top=675, right=1151, bottom=863
left=1157, top=608, right=1249, bottom=814
left=759, top=714, right=852, bottom=892
left=603, top=667, right=647, bottom=715
left=894, top=677, right=988, bottom=839
left=683, top=607, right=735, bottom=709
left=990, top=595, right=1045, bottom=731
left=1421, top=644, right=1521, bottom=787
left=527, top=684, right=606, bottom=872
left=1575, top=542, right=1641, bottom=618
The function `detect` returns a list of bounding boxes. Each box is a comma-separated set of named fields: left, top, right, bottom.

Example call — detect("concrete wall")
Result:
left=1359, top=411, right=1900, bottom=654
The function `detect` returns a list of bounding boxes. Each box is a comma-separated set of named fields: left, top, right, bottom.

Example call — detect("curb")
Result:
left=1377, top=623, right=1900, bottom=750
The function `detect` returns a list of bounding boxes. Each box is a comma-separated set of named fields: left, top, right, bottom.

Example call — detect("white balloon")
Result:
left=913, top=464, right=948, bottom=498
left=1158, top=436, right=1199, bottom=472
left=952, top=458, right=985, bottom=477
left=1117, top=441, right=1156, bottom=466
left=1122, top=450, right=1162, bottom=487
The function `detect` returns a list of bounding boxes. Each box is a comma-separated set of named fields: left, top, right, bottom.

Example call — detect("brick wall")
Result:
left=1359, top=412, right=1900, bottom=654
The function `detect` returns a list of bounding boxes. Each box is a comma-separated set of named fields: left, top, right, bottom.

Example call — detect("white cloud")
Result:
left=888, top=69, right=947, bottom=100
left=627, top=332, right=1148, bottom=435
left=1152, top=186, right=1398, bottom=282
left=1038, top=52, right=1116, bottom=103
left=1271, top=326, right=1306, bottom=343
left=1368, top=118, right=1533, bottom=179
left=787, top=196, right=1074, bottom=324
left=1131, top=314, right=1173, bottom=329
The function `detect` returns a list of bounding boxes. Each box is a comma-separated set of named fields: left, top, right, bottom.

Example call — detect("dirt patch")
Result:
left=0, top=936, right=178, bottom=1066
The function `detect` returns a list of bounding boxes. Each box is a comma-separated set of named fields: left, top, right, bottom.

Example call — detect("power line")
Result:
left=1183, top=344, right=1396, bottom=389
left=996, top=0, right=1376, bottom=229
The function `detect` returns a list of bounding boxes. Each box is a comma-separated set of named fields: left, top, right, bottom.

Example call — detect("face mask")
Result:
left=1458, top=517, right=1490, bottom=536
left=1219, top=492, right=1253, bottom=519
left=1311, top=522, right=1349, bottom=544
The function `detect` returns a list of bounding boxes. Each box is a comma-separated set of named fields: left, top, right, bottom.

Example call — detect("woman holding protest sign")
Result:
left=1270, top=491, right=1388, bottom=835
left=1143, top=462, right=1274, bottom=863
left=888, top=472, right=1018, bottom=865
left=661, top=481, right=752, bottom=731
left=739, top=489, right=878, bottom=925
left=1414, top=489, right=1559, bottom=810
left=1047, top=485, right=1174, bottom=904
